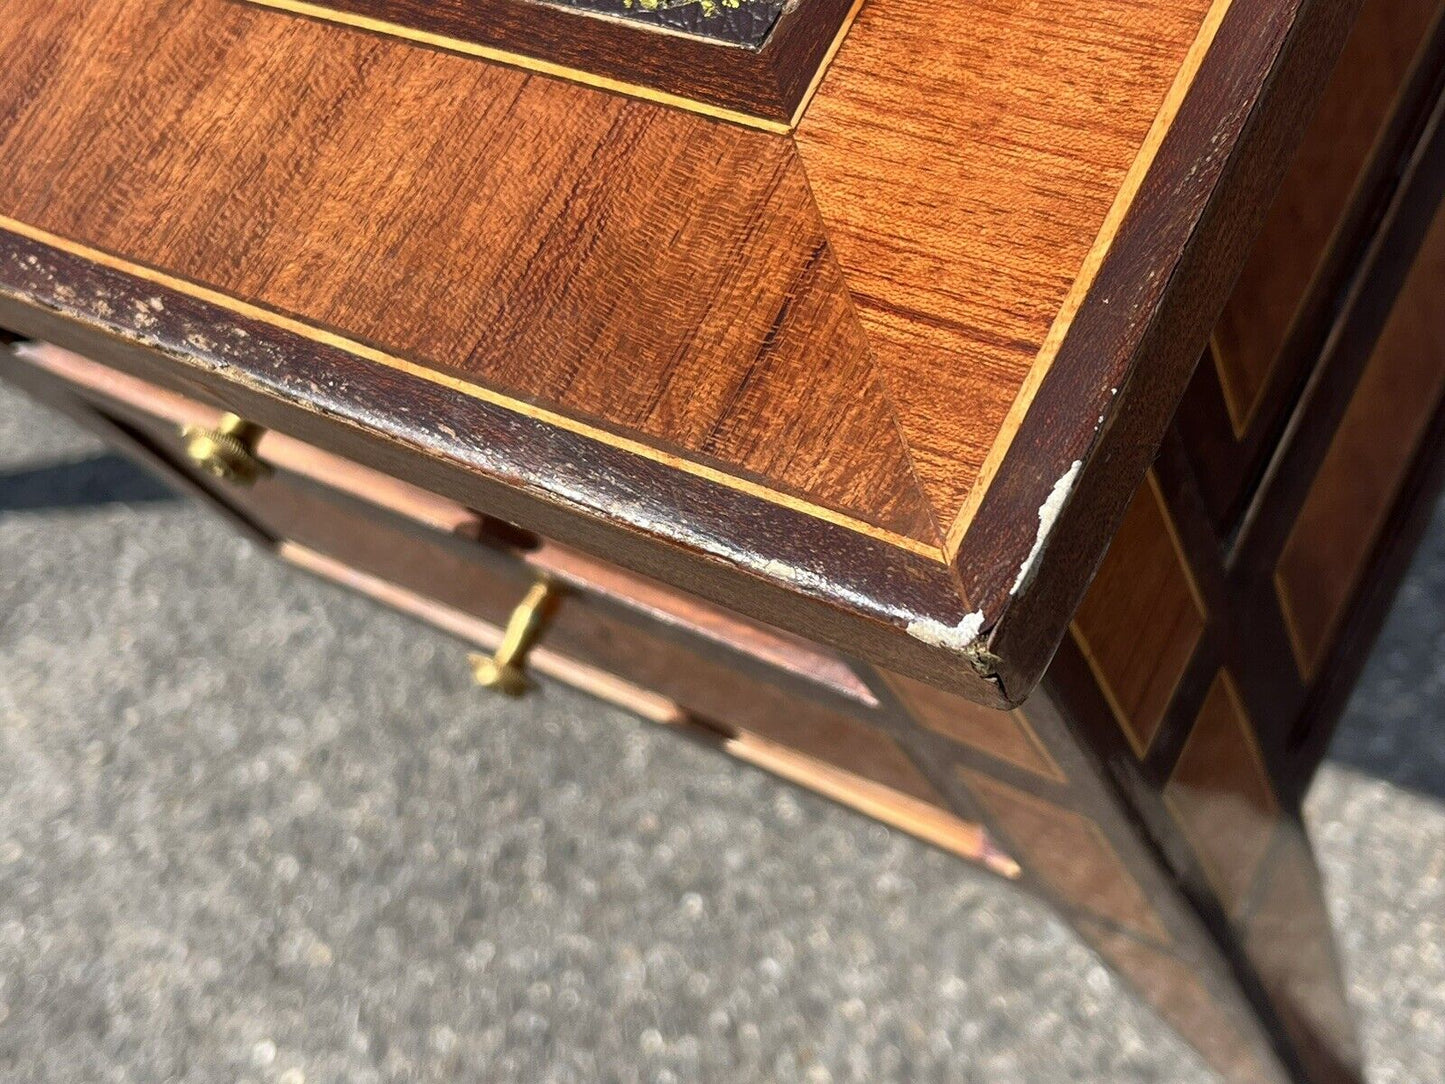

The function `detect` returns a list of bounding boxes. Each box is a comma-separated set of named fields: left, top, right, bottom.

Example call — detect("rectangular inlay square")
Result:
left=1209, top=0, right=1443, bottom=437
left=1276, top=197, right=1445, bottom=678
left=1164, top=671, right=1277, bottom=915
left=1077, top=920, right=1272, bottom=1084
left=884, top=671, right=1066, bottom=782
left=1073, top=475, right=1206, bottom=756
left=961, top=771, right=1169, bottom=943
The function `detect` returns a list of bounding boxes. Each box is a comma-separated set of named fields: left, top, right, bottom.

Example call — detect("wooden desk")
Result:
left=3, top=1, right=1444, bottom=1080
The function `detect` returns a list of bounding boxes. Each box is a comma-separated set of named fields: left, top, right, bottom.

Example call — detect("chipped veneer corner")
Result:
left=907, top=455, right=1086, bottom=688
left=1010, top=459, right=1083, bottom=597
left=905, top=611, right=1003, bottom=677
left=905, top=611, right=985, bottom=653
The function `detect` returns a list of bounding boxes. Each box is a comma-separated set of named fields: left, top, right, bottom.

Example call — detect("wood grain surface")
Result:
left=796, top=0, right=1220, bottom=537
left=1072, top=475, right=1207, bottom=759
left=1276, top=197, right=1445, bottom=677
left=1179, top=1, right=1445, bottom=533
left=0, top=0, right=1365, bottom=704
left=1211, top=0, right=1443, bottom=434
left=960, top=769, right=1171, bottom=943
left=881, top=671, right=1066, bottom=782
left=242, top=0, right=859, bottom=125
left=0, top=0, right=936, bottom=548
left=1163, top=670, right=1279, bottom=916
left=0, top=1, right=1430, bottom=1070
left=975, top=0, right=1364, bottom=699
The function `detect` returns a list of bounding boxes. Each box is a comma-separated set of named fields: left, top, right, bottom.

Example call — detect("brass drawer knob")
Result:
left=180, top=412, right=272, bottom=486
left=470, top=578, right=562, bottom=696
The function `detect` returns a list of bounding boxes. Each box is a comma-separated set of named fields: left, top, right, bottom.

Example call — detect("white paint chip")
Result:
left=1010, top=459, right=1083, bottom=596
left=906, top=611, right=985, bottom=652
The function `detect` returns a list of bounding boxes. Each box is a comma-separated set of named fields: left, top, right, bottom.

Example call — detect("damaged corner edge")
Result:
left=904, top=610, right=1004, bottom=680
left=907, top=454, right=1089, bottom=700
left=1010, top=458, right=1083, bottom=597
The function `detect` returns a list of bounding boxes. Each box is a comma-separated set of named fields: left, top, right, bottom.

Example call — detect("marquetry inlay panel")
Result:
left=1209, top=0, right=1442, bottom=435
left=1077, top=920, right=1275, bottom=1084
left=883, top=671, right=1066, bottom=782
left=1164, top=671, right=1278, bottom=916
left=0, top=0, right=1431, bottom=1077
left=960, top=771, right=1169, bottom=943
left=1073, top=475, right=1206, bottom=756
left=1277, top=197, right=1445, bottom=678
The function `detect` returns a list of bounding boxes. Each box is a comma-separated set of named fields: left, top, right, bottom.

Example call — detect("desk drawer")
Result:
left=2, top=340, right=1013, bottom=876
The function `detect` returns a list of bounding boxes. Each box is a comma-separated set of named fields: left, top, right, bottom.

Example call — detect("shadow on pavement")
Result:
left=1325, top=500, right=1445, bottom=803
left=0, top=453, right=178, bottom=514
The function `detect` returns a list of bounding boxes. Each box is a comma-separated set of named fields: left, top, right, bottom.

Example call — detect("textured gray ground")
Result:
left=0, top=380, right=1440, bottom=1084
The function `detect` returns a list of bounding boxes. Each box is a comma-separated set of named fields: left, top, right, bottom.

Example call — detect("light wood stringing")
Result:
left=1276, top=197, right=1445, bottom=676
left=1072, top=474, right=1207, bottom=756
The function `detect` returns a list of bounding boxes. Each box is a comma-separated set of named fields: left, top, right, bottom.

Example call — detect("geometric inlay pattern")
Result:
left=1164, top=671, right=1278, bottom=916
left=1276, top=197, right=1445, bottom=678
left=961, top=770, right=1170, bottom=943
left=1073, top=474, right=1206, bottom=756
left=884, top=671, right=1067, bottom=781
left=1077, top=919, right=1275, bottom=1084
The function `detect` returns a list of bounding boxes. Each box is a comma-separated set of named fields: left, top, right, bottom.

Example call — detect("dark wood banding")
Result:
left=959, top=770, right=1172, bottom=944
left=1210, top=0, right=1443, bottom=435
left=1182, top=3, right=1445, bottom=531
left=975, top=0, right=1367, bottom=701
left=881, top=671, right=1067, bottom=783
left=247, top=0, right=858, bottom=124
left=1163, top=670, right=1279, bottom=916
left=0, top=228, right=1007, bottom=705
left=1274, top=197, right=1445, bottom=676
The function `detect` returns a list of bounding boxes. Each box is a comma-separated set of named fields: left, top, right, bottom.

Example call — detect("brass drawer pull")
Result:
left=470, top=578, right=562, bottom=696
left=180, top=412, right=272, bottom=486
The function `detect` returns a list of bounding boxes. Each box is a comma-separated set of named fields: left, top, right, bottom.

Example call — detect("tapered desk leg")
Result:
left=860, top=334, right=1445, bottom=1080
left=865, top=657, right=1361, bottom=1084
left=877, top=202, right=1445, bottom=1072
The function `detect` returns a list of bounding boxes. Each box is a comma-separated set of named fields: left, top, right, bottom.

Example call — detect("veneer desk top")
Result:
left=5, top=1, right=1445, bottom=1082
left=0, top=0, right=1351, bottom=707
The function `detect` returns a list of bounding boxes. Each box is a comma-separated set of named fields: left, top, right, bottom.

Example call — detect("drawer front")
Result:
left=9, top=344, right=872, bottom=708
left=3, top=341, right=1015, bottom=873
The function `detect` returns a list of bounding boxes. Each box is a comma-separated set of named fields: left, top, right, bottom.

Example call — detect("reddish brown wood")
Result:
left=881, top=671, right=1066, bottom=783
left=1072, top=477, right=1207, bottom=757
left=0, top=0, right=1374, bottom=709
left=961, top=769, right=1172, bottom=943
left=3, top=1, right=1435, bottom=1078
left=1077, top=920, right=1276, bottom=1084
left=1182, top=2, right=1445, bottom=530
left=977, top=0, right=1367, bottom=699
left=0, top=0, right=930, bottom=543
left=1211, top=0, right=1443, bottom=432
left=1163, top=671, right=1279, bottom=916
left=0, top=232, right=994, bottom=703
left=1275, top=198, right=1445, bottom=676
left=796, top=0, right=1216, bottom=524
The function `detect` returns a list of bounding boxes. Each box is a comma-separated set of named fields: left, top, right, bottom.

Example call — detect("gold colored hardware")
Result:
left=470, top=578, right=562, bottom=696
left=180, top=413, right=272, bottom=486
